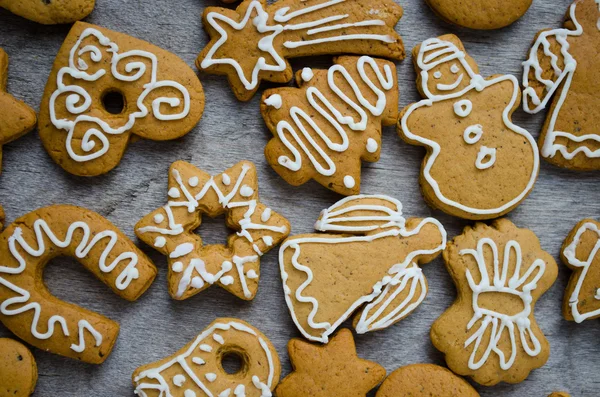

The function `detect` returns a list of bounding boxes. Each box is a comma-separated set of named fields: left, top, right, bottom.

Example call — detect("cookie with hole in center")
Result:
left=0, top=0, right=95, bottom=24
left=38, top=22, right=204, bottom=176
left=425, top=0, right=532, bottom=30
left=0, top=338, right=37, bottom=397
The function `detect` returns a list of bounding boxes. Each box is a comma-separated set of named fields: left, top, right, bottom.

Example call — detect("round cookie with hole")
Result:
left=425, top=0, right=533, bottom=30
left=38, top=22, right=204, bottom=176
left=0, top=338, right=37, bottom=397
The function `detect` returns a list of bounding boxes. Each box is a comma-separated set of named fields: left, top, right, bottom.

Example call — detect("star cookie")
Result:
left=276, top=329, right=385, bottom=397
left=135, top=160, right=290, bottom=301
left=0, top=48, right=36, bottom=174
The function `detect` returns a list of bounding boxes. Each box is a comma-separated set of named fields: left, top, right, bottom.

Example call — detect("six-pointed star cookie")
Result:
left=135, top=160, right=290, bottom=301
left=276, top=329, right=386, bottom=397
left=0, top=48, right=36, bottom=174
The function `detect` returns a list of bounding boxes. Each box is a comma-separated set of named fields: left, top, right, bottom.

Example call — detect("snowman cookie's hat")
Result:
left=417, top=38, right=465, bottom=71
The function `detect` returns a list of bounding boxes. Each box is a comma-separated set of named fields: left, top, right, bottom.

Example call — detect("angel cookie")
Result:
left=262, top=56, right=398, bottom=195
left=0, top=48, right=36, bottom=174
left=561, top=219, right=600, bottom=322
left=136, top=161, right=290, bottom=301
left=0, top=205, right=157, bottom=364
left=425, top=0, right=532, bottom=30
left=197, top=0, right=404, bottom=101
left=431, top=219, right=558, bottom=385
left=39, top=22, right=204, bottom=176
left=133, top=318, right=280, bottom=397
left=279, top=195, right=446, bottom=343
left=400, top=35, right=539, bottom=220
left=0, top=0, right=94, bottom=24
left=523, top=0, right=600, bottom=170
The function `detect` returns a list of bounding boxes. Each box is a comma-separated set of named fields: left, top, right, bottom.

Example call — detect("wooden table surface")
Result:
left=0, top=0, right=598, bottom=395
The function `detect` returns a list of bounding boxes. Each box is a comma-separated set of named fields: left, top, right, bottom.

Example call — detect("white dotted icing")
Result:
left=153, top=214, right=165, bottom=224
left=188, top=176, right=199, bottom=187
left=240, top=185, right=254, bottom=197
left=301, top=67, right=314, bottom=82
left=264, top=94, right=282, bottom=109
left=221, top=173, right=231, bottom=186
left=173, top=374, right=186, bottom=387
left=172, top=261, right=184, bottom=273
left=205, top=373, right=217, bottom=382
left=433, top=71, right=442, bottom=79
left=168, top=187, right=180, bottom=198
left=154, top=236, right=166, bottom=248
left=453, top=99, right=472, bottom=117
left=343, top=175, right=355, bottom=189
left=366, top=138, right=378, bottom=153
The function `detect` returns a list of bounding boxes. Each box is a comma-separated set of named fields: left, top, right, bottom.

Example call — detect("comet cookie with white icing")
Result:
left=279, top=195, right=446, bottom=343
left=0, top=205, right=157, bottom=364
left=196, top=0, right=404, bottom=101
left=431, top=219, right=558, bottom=385
left=262, top=56, right=398, bottom=195
left=133, top=318, right=280, bottom=397
left=399, top=34, right=539, bottom=220
left=135, top=161, right=290, bottom=301
left=39, top=22, right=204, bottom=176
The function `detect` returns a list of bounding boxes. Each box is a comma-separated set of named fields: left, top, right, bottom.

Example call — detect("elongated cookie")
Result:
left=0, top=0, right=94, bottom=24
left=431, top=219, right=558, bottom=385
left=523, top=0, right=600, bottom=170
left=197, top=0, right=404, bottom=101
left=280, top=195, right=446, bottom=343
left=561, top=219, right=600, bottom=322
left=425, top=0, right=532, bottom=30
left=133, top=318, right=280, bottom=397
left=0, top=338, right=37, bottom=397
left=276, top=329, right=385, bottom=397
left=136, top=161, right=290, bottom=301
left=262, top=56, right=398, bottom=195
left=399, top=34, right=538, bottom=220
left=0, top=48, right=36, bottom=174
left=39, top=22, right=204, bottom=176
left=0, top=205, right=157, bottom=364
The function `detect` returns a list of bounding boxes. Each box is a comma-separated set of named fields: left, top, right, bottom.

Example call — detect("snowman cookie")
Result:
left=425, top=0, right=532, bottom=30
left=0, top=0, right=94, bottom=24
left=399, top=35, right=539, bottom=220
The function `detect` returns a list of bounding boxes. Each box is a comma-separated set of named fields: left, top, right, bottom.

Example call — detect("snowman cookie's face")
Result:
left=428, top=60, right=471, bottom=96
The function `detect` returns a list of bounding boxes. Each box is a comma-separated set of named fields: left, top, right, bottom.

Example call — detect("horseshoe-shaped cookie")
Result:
left=0, top=205, right=157, bottom=364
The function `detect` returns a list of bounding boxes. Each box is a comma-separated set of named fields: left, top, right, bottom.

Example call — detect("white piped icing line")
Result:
left=279, top=195, right=447, bottom=342
left=200, top=0, right=401, bottom=93
left=563, top=221, right=600, bottom=323
left=49, top=27, right=191, bottom=163
left=523, top=0, right=600, bottom=160
left=136, top=162, right=289, bottom=300
left=460, top=238, right=546, bottom=370
left=400, top=36, right=539, bottom=216
left=133, top=320, right=277, bottom=397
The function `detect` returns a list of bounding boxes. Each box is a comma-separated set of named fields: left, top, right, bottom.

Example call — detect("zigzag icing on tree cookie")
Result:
left=197, top=0, right=404, bottom=100
left=522, top=0, right=600, bottom=170
left=279, top=195, right=446, bottom=343
left=262, top=56, right=398, bottom=195
left=0, top=205, right=156, bottom=364
left=136, top=161, right=290, bottom=301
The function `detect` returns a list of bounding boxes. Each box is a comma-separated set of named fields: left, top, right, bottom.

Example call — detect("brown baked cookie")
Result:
left=196, top=0, right=404, bottom=101
left=280, top=195, right=446, bottom=343
left=0, top=338, right=37, bottom=397
left=548, top=393, right=571, bottom=397
left=523, top=0, right=600, bottom=170
left=399, top=34, right=539, bottom=220
left=262, top=56, right=398, bottom=196
left=425, top=0, right=532, bottom=30
left=561, top=219, right=600, bottom=322
left=276, top=328, right=385, bottom=397
left=0, top=205, right=157, bottom=364
left=136, top=160, right=290, bottom=301
left=0, top=0, right=94, bottom=24
left=431, top=219, right=558, bottom=386
left=38, top=22, right=204, bottom=176
left=133, top=318, right=280, bottom=397
left=0, top=48, right=36, bottom=174
left=375, top=363, right=479, bottom=397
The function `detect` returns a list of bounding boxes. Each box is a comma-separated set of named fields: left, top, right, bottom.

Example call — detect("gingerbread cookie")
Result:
left=0, top=48, right=36, bottom=174
left=425, top=0, right=532, bottom=30
left=38, top=22, right=204, bottom=176
left=0, top=205, right=157, bottom=364
left=0, top=0, right=94, bottom=24
left=561, top=219, right=600, bottom=322
left=262, top=56, right=398, bottom=195
left=399, top=35, right=539, bottom=220
left=548, top=393, right=571, bottom=397
left=136, top=161, right=290, bottom=301
left=431, top=219, right=558, bottom=385
left=0, top=338, right=37, bottom=397
left=196, top=0, right=404, bottom=101
left=279, top=195, right=446, bottom=343
left=523, top=0, right=600, bottom=170
left=375, top=364, right=479, bottom=397
left=276, top=328, right=385, bottom=397
left=133, top=318, right=280, bottom=397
